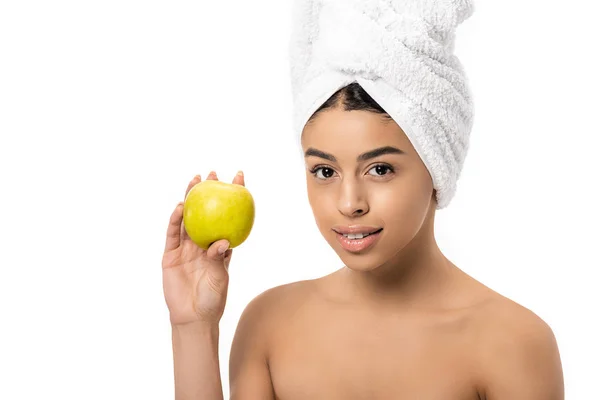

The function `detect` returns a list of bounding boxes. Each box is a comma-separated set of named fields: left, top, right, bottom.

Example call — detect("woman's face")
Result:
left=301, top=107, right=436, bottom=272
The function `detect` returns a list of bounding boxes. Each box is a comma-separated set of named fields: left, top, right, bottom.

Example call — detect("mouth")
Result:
left=334, top=228, right=383, bottom=240
left=332, top=228, right=384, bottom=253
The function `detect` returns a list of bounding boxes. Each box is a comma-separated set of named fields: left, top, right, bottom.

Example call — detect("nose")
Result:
left=337, top=177, right=369, bottom=218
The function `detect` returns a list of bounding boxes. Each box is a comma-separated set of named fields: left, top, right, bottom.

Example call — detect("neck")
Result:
left=338, top=207, right=464, bottom=311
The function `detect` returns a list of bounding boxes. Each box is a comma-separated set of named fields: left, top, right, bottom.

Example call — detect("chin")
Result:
left=334, top=251, right=387, bottom=272
left=322, top=230, right=393, bottom=272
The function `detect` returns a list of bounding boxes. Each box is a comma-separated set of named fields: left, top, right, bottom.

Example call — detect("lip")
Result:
left=332, top=225, right=382, bottom=235
left=333, top=228, right=383, bottom=253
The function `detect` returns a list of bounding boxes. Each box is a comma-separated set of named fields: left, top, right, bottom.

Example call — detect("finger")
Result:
left=232, top=170, right=245, bottom=187
left=223, top=249, right=234, bottom=271
left=206, top=171, right=218, bottom=181
left=180, top=218, right=191, bottom=243
left=206, top=239, right=230, bottom=261
left=181, top=175, right=201, bottom=243
left=165, top=202, right=184, bottom=253
left=185, top=174, right=201, bottom=199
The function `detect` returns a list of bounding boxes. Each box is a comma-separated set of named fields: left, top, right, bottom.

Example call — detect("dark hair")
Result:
left=306, top=82, right=393, bottom=125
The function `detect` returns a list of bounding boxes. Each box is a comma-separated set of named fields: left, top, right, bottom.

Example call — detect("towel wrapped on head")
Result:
left=289, top=0, right=475, bottom=209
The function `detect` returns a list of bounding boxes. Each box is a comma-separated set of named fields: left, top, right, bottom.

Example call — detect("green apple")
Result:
left=183, top=180, right=255, bottom=250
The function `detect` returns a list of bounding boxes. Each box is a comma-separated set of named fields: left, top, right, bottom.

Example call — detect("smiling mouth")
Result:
left=337, top=228, right=383, bottom=240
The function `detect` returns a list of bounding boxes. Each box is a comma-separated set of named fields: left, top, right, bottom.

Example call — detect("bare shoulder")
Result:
left=471, top=293, right=564, bottom=399
left=232, top=279, right=316, bottom=347
left=228, top=280, right=316, bottom=399
left=472, top=293, right=553, bottom=335
left=240, top=279, right=316, bottom=318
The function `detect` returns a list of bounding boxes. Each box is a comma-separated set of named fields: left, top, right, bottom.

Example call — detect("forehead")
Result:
left=301, top=109, right=414, bottom=156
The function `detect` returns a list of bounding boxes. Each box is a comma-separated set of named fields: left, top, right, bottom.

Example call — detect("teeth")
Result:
left=343, top=233, right=369, bottom=239
left=340, top=229, right=381, bottom=239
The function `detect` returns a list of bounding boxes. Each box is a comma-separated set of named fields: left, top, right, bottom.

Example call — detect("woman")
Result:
left=162, top=0, right=564, bottom=398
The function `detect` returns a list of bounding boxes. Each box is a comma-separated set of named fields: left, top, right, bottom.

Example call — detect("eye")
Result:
left=367, top=164, right=394, bottom=177
left=310, top=166, right=336, bottom=179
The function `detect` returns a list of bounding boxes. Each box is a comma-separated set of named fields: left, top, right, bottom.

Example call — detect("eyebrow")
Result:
left=304, top=146, right=405, bottom=162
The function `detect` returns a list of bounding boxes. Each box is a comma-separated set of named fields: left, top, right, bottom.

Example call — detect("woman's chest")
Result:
left=267, top=307, right=482, bottom=400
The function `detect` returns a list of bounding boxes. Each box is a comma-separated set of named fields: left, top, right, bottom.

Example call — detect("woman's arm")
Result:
left=229, top=289, right=278, bottom=399
left=172, top=322, right=225, bottom=400
left=171, top=290, right=278, bottom=400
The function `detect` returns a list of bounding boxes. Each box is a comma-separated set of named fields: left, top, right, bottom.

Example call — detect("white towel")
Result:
left=289, top=0, right=475, bottom=209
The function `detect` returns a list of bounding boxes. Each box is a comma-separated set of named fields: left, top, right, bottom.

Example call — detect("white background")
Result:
left=1, top=0, right=599, bottom=398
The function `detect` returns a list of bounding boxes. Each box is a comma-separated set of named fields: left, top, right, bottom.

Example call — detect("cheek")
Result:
left=306, top=184, right=336, bottom=231
left=307, top=183, right=327, bottom=214
left=374, top=181, right=430, bottom=228
left=306, top=181, right=319, bottom=209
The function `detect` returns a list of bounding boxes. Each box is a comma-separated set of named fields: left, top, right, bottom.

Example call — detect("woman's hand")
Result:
left=162, top=171, right=245, bottom=326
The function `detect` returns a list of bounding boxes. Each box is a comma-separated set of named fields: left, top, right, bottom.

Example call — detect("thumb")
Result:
left=206, top=239, right=230, bottom=261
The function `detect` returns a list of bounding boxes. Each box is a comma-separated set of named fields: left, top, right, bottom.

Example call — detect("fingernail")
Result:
left=237, top=170, right=244, bottom=176
left=218, top=243, right=229, bottom=254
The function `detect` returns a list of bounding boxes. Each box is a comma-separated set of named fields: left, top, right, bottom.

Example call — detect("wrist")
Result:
left=172, top=320, right=219, bottom=335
